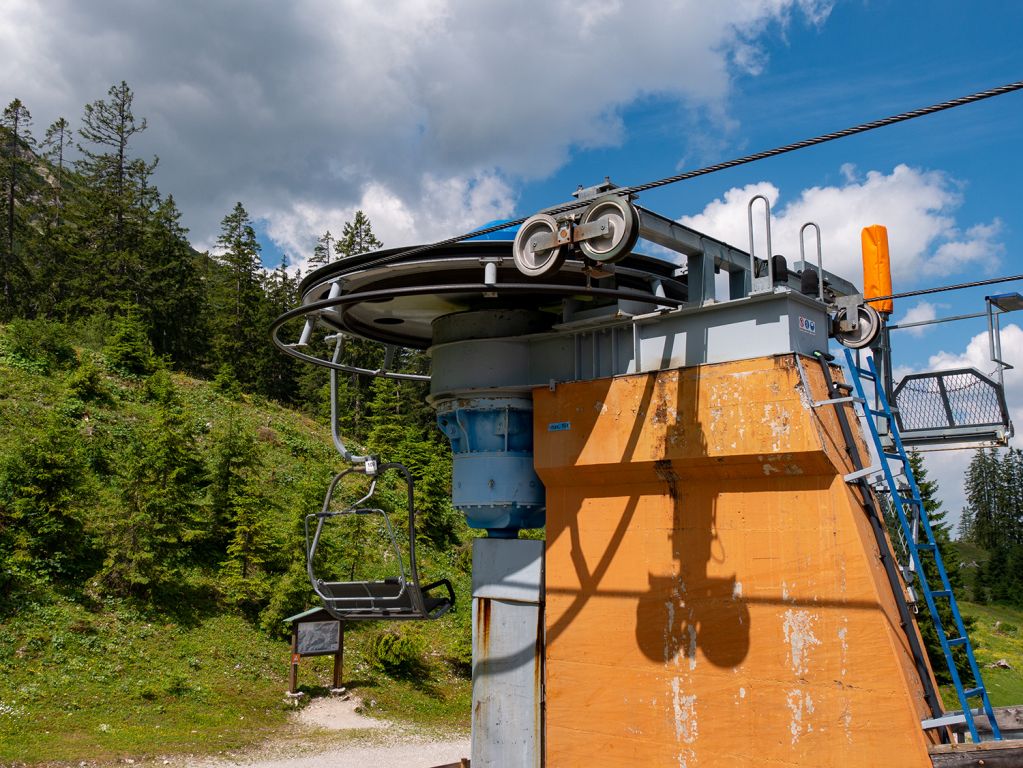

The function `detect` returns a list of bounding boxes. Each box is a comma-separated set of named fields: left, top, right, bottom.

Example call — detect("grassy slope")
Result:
left=0, top=355, right=472, bottom=764
left=0, top=599, right=472, bottom=764
left=952, top=602, right=1023, bottom=708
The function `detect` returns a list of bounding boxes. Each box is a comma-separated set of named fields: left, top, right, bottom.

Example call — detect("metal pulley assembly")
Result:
left=512, top=214, right=565, bottom=277
left=832, top=300, right=882, bottom=349
left=577, top=195, right=639, bottom=263
left=512, top=194, right=639, bottom=277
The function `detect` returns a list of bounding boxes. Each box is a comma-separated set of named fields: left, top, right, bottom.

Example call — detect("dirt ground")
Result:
left=181, top=695, right=470, bottom=768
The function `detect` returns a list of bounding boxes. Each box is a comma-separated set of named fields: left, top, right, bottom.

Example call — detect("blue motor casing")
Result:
left=436, top=397, right=545, bottom=537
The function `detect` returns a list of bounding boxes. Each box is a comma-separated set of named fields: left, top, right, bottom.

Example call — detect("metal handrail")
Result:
left=747, top=194, right=773, bottom=294
left=799, top=221, right=824, bottom=302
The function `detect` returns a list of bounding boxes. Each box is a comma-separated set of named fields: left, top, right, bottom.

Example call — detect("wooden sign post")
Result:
left=284, top=608, right=344, bottom=694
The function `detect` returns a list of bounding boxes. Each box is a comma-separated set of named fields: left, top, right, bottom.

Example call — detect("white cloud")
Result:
left=1, top=0, right=833, bottom=260
left=897, top=301, right=941, bottom=338
left=678, top=165, right=1003, bottom=290
left=265, top=171, right=516, bottom=274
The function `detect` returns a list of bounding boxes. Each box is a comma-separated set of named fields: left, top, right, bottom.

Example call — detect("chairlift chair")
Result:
left=305, top=462, right=454, bottom=621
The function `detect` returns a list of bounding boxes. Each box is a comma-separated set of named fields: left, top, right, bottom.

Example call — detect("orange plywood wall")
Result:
left=534, top=355, right=939, bottom=767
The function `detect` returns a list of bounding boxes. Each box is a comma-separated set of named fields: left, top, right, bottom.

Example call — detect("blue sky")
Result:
left=4, top=0, right=1022, bottom=520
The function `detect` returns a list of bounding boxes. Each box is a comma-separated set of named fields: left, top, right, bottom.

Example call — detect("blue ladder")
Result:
left=843, top=348, right=1001, bottom=743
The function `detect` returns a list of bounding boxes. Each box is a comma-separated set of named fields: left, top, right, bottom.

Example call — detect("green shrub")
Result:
left=446, top=631, right=472, bottom=678
left=1, top=318, right=78, bottom=374
left=67, top=356, right=112, bottom=403
left=213, top=364, right=243, bottom=399
left=369, top=628, right=427, bottom=678
left=103, top=312, right=155, bottom=376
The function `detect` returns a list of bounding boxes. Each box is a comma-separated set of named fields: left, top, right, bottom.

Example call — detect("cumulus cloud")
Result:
left=896, top=301, right=943, bottom=338
left=2, top=0, right=833, bottom=260
left=678, top=164, right=1003, bottom=290
left=265, top=171, right=516, bottom=275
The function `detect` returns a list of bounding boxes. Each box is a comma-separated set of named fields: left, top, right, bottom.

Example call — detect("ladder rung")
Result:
left=813, top=396, right=863, bottom=407
left=947, top=636, right=968, bottom=647
left=868, top=408, right=887, bottom=417
left=932, top=590, right=952, bottom=599
left=854, top=367, right=875, bottom=380
left=962, top=687, right=985, bottom=698
left=845, top=465, right=880, bottom=482
left=883, top=452, right=904, bottom=460
left=922, top=712, right=967, bottom=729
left=916, top=543, right=937, bottom=551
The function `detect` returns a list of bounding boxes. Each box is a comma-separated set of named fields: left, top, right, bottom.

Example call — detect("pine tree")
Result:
left=957, top=507, right=974, bottom=541
left=204, top=410, right=260, bottom=558
left=0, top=413, right=96, bottom=590
left=959, top=447, right=1023, bottom=606
left=334, top=210, right=382, bottom=259
left=140, top=195, right=208, bottom=369
left=103, top=309, right=155, bottom=376
left=260, top=256, right=302, bottom=403
left=963, top=448, right=1000, bottom=549
left=315, top=212, right=387, bottom=434
left=203, top=411, right=276, bottom=610
left=220, top=483, right=276, bottom=611
left=76, top=81, right=154, bottom=251
left=98, top=371, right=202, bottom=599
left=42, top=117, right=72, bottom=228
left=309, top=230, right=333, bottom=269
left=0, top=98, right=38, bottom=316
left=1000, top=448, right=1023, bottom=546
left=209, top=202, right=266, bottom=385
left=73, top=81, right=158, bottom=314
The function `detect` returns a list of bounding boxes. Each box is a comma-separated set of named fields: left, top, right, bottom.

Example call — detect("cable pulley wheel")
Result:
left=834, top=304, right=882, bottom=349
left=578, top=195, right=639, bottom=263
left=513, top=214, right=565, bottom=277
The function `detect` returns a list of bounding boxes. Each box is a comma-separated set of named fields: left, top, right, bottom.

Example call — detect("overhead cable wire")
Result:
left=618, top=80, right=1023, bottom=196
left=865, top=272, right=1023, bottom=304
left=349, top=80, right=1023, bottom=274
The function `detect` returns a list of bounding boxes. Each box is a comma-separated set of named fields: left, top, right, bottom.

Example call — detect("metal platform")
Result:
left=893, top=367, right=1012, bottom=446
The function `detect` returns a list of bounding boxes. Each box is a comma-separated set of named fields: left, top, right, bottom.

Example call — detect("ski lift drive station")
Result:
left=274, top=179, right=1022, bottom=766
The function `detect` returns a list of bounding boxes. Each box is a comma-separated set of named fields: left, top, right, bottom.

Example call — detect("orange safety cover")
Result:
left=861, top=225, right=894, bottom=314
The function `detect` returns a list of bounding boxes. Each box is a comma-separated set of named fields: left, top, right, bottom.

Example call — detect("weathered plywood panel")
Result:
left=536, top=355, right=936, bottom=767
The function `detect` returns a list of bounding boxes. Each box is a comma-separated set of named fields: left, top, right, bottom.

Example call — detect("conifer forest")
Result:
left=0, top=81, right=465, bottom=622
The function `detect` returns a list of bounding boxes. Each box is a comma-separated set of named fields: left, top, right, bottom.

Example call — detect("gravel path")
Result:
left=182, top=696, right=470, bottom=768
left=186, top=737, right=470, bottom=768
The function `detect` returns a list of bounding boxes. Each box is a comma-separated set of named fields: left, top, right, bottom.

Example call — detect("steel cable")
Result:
left=865, top=272, right=1023, bottom=304
left=343, top=80, right=1023, bottom=275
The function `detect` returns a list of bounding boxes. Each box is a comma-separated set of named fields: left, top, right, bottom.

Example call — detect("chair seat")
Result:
left=319, top=579, right=453, bottom=619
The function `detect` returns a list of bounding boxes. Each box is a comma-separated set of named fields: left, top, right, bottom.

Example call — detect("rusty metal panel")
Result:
left=472, top=539, right=544, bottom=768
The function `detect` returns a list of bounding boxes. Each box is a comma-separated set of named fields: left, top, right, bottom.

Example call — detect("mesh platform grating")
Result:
left=893, top=367, right=1009, bottom=436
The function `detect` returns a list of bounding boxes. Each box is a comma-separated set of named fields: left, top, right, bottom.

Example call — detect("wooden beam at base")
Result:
left=929, top=739, right=1023, bottom=767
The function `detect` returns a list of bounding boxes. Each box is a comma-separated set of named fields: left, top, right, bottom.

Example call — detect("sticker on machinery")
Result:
left=548, top=421, right=571, bottom=432
left=798, top=316, right=816, bottom=334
